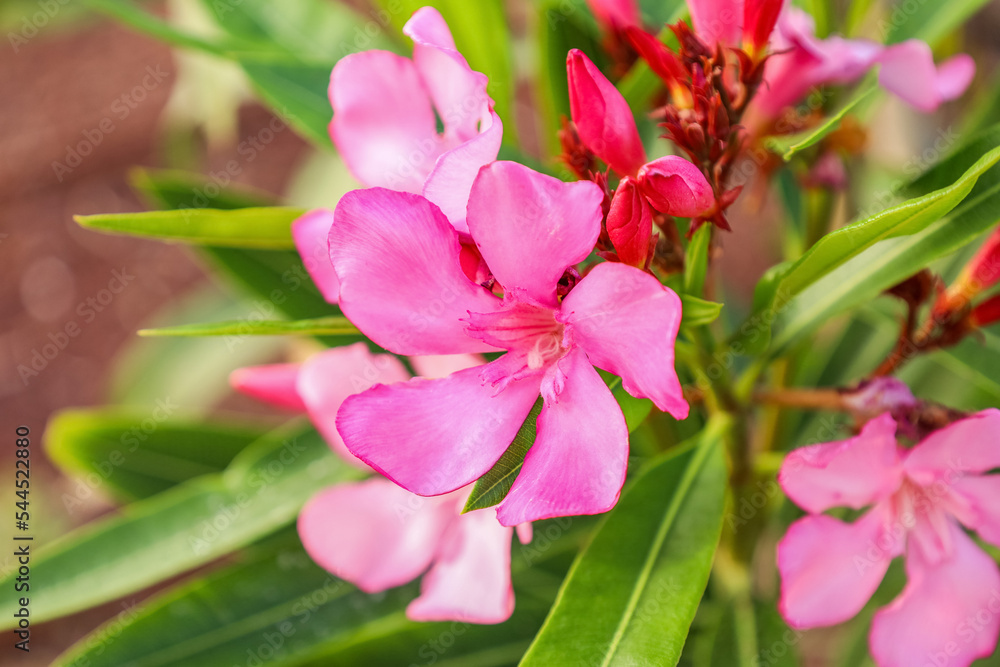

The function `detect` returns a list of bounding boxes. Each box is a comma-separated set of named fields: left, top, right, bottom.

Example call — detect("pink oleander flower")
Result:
left=586, top=0, right=642, bottom=32
left=777, top=410, right=1000, bottom=667
left=687, top=0, right=782, bottom=57
left=329, top=6, right=501, bottom=231
left=330, top=160, right=689, bottom=527
left=566, top=49, right=715, bottom=219
left=751, top=7, right=974, bottom=122
left=231, top=344, right=530, bottom=624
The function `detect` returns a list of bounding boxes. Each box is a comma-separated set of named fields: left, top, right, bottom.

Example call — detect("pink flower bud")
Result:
left=607, top=177, right=654, bottom=268
left=637, top=156, right=715, bottom=218
left=567, top=49, right=647, bottom=177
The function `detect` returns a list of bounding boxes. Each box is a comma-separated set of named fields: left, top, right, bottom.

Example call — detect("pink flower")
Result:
left=585, top=0, right=642, bottom=31
left=687, top=0, right=781, bottom=54
left=752, top=8, right=974, bottom=121
left=777, top=410, right=1000, bottom=667
left=566, top=49, right=715, bottom=219
left=330, top=161, right=689, bottom=527
left=292, top=209, right=340, bottom=303
left=606, top=176, right=654, bottom=268
left=231, top=345, right=530, bottom=624
left=329, top=7, right=502, bottom=232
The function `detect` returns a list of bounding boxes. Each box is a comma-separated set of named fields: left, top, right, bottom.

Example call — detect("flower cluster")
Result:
left=228, top=2, right=985, bottom=650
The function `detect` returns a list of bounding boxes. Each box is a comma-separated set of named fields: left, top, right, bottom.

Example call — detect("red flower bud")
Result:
left=971, top=295, right=1000, bottom=328
left=567, top=49, right=648, bottom=177
left=934, top=227, right=1000, bottom=316
left=637, top=156, right=715, bottom=218
left=607, top=177, right=654, bottom=268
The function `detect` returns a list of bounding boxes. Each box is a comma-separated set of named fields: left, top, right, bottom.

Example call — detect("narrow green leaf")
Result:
left=52, top=523, right=579, bottom=667
left=74, top=208, right=303, bottom=249
left=463, top=399, right=543, bottom=513
left=684, top=224, right=712, bottom=296
left=130, top=168, right=275, bottom=210
left=883, top=0, right=991, bottom=46
left=682, top=295, right=724, bottom=328
left=521, top=418, right=729, bottom=667
left=81, top=0, right=231, bottom=55
left=734, top=145, right=1000, bottom=354
left=237, top=57, right=336, bottom=148
left=45, top=410, right=266, bottom=502
left=765, top=81, right=877, bottom=162
left=0, top=424, right=362, bottom=626
left=138, top=316, right=360, bottom=338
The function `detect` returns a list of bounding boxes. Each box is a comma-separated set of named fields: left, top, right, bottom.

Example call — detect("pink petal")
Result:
left=877, top=42, right=975, bottom=112
left=329, top=51, right=441, bottom=193
left=297, top=480, right=453, bottom=593
left=467, top=161, right=604, bottom=308
left=904, top=409, right=1000, bottom=483
left=567, top=49, right=647, bottom=177
left=496, top=349, right=628, bottom=525
left=778, top=507, right=902, bottom=629
left=297, top=344, right=410, bottom=467
left=607, top=176, right=654, bottom=268
left=560, top=262, right=688, bottom=419
left=330, top=188, right=503, bottom=355
left=229, top=364, right=307, bottom=412
left=409, top=354, right=484, bottom=380
left=688, top=0, right=743, bottom=47
left=637, top=156, right=716, bottom=218
left=292, top=209, right=340, bottom=303
left=870, top=522, right=1000, bottom=667
left=934, top=54, right=976, bottom=103
left=950, top=475, right=1000, bottom=549
left=404, top=7, right=492, bottom=144
left=585, top=0, right=642, bottom=30
left=516, top=523, right=533, bottom=544
left=407, top=508, right=515, bottom=624
left=779, top=413, right=902, bottom=514
left=336, top=361, right=542, bottom=496
left=422, top=111, right=503, bottom=233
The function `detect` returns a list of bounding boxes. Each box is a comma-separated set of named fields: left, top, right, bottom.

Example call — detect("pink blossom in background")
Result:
left=231, top=345, right=529, bottom=624
left=329, top=6, right=501, bottom=231
left=777, top=410, right=1000, bottom=667
left=585, top=0, right=642, bottom=32
left=330, top=161, right=689, bottom=527
left=750, top=7, right=974, bottom=124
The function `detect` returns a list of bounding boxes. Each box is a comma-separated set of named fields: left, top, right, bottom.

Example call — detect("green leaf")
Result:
left=735, top=144, right=1000, bottom=354
left=53, top=523, right=579, bottom=667
left=45, top=410, right=266, bottom=502
left=130, top=168, right=275, bottom=210
left=883, top=0, right=992, bottom=46
left=520, top=418, right=729, bottom=667
left=684, top=225, right=712, bottom=296
left=682, top=295, right=724, bottom=328
left=765, top=81, right=877, bottom=162
left=130, top=170, right=340, bottom=325
left=464, top=399, right=544, bottom=513
left=138, top=316, right=360, bottom=338
left=0, top=423, right=362, bottom=627
left=74, top=208, right=303, bottom=249
left=237, top=57, right=336, bottom=148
